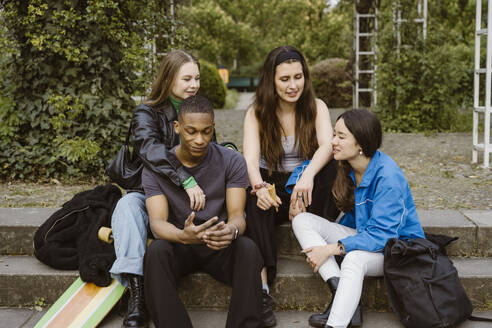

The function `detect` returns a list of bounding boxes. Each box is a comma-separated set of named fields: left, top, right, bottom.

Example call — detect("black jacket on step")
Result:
left=33, top=184, right=121, bottom=287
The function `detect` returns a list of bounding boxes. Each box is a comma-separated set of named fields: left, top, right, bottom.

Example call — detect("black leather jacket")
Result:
left=132, top=100, right=216, bottom=188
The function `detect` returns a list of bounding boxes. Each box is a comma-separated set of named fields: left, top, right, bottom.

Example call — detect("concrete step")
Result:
left=1, top=208, right=491, bottom=257
left=2, top=255, right=491, bottom=312
left=0, top=208, right=57, bottom=256
left=3, top=307, right=492, bottom=328
left=278, top=209, right=492, bottom=257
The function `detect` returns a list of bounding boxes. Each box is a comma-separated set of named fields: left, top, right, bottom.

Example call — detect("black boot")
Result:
left=261, top=289, right=277, bottom=327
left=309, top=277, right=339, bottom=327
left=309, top=277, right=363, bottom=327
left=122, top=274, right=147, bottom=328
left=350, top=303, right=363, bottom=327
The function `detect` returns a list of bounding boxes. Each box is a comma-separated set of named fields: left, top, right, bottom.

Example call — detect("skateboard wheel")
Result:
left=98, top=227, right=113, bottom=243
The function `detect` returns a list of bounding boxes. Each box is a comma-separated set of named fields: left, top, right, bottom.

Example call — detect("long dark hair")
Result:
left=254, top=45, right=318, bottom=173
left=145, top=50, right=200, bottom=107
left=332, top=109, right=382, bottom=212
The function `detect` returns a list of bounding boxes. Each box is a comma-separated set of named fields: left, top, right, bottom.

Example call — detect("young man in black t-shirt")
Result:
left=142, top=95, right=263, bottom=328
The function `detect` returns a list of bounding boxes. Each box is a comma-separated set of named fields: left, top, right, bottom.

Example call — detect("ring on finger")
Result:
left=298, top=193, right=303, bottom=199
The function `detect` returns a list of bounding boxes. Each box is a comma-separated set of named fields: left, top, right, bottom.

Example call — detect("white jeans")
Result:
left=292, top=212, right=384, bottom=328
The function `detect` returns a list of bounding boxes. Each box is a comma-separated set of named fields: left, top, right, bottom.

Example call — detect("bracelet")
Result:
left=337, top=241, right=346, bottom=256
left=250, top=182, right=269, bottom=195
left=229, top=224, right=239, bottom=240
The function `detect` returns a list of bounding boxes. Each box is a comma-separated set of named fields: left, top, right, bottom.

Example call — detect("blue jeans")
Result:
left=109, top=192, right=148, bottom=287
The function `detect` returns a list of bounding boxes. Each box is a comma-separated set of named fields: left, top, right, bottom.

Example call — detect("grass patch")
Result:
left=223, top=89, right=240, bottom=109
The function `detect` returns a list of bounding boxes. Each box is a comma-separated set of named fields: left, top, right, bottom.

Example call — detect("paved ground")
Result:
left=3, top=307, right=492, bottom=328
left=233, top=91, right=255, bottom=110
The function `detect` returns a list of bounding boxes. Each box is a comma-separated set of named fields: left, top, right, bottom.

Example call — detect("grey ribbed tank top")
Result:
left=259, top=135, right=304, bottom=172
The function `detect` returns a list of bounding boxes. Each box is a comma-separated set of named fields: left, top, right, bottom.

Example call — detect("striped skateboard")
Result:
left=33, top=277, right=125, bottom=328
left=34, top=227, right=125, bottom=328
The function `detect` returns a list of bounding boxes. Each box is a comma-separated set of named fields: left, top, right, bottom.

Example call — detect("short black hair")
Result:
left=337, top=109, right=382, bottom=157
left=178, top=95, right=214, bottom=120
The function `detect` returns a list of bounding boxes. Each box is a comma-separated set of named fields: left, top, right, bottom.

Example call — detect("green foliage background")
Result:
left=198, top=60, right=227, bottom=109
left=178, top=0, right=353, bottom=71
left=376, top=0, right=475, bottom=132
left=311, top=58, right=352, bottom=109
left=0, top=0, right=151, bottom=181
left=0, top=0, right=481, bottom=182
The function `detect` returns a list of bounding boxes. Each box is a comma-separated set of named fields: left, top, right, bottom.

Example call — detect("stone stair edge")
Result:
left=0, top=207, right=490, bottom=226
left=4, top=307, right=492, bottom=328
left=1, top=255, right=492, bottom=311
left=1, top=208, right=491, bottom=257
left=2, top=254, right=492, bottom=276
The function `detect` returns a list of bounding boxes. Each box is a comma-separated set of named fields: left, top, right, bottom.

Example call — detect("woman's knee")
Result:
left=340, top=251, right=367, bottom=274
left=112, top=193, right=147, bottom=224
left=292, top=212, right=319, bottom=233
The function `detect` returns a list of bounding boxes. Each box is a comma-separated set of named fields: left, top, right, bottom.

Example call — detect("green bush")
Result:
left=0, top=1, right=150, bottom=181
left=198, top=60, right=227, bottom=109
left=311, top=58, right=352, bottom=109
left=376, top=0, right=473, bottom=132
left=223, top=89, right=240, bottom=109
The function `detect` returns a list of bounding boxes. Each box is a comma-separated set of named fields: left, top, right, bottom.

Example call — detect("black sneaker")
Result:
left=261, top=289, right=276, bottom=327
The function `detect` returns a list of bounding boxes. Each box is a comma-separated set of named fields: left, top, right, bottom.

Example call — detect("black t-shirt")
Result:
left=142, top=143, right=250, bottom=229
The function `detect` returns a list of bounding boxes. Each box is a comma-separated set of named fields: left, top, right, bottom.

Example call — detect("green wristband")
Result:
left=182, top=176, right=198, bottom=189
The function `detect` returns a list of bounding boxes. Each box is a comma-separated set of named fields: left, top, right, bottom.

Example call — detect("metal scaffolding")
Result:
left=393, top=0, right=427, bottom=53
left=353, top=1, right=427, bottom=109
left=473, top=0, right=492, bottom=168
left=353, top=1, right=378, bottom=108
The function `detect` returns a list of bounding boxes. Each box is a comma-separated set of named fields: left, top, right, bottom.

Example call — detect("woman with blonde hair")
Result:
left=109, top=50, right=207, bottom=328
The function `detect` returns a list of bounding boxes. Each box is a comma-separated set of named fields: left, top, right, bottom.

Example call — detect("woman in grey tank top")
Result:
left=243, top=45, right=340, bottom=326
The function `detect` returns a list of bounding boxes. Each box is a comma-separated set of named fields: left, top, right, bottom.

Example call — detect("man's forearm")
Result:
left=227, top=214, right=246, bottom=236
left=149, top=219, right=186, bottom=243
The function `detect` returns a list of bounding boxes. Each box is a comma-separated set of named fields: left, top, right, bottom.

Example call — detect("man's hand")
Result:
left=185, top=185, right=206, bottom=211
left=179, top=212, right=218, bottom=244
left=202, top=221, right=236, bottom=250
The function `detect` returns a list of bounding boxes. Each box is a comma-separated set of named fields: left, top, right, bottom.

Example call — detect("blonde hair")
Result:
left=145, top=50, right=199, bottom=107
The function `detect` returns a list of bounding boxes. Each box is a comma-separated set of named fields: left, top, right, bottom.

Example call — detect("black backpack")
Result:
left=383, top=235, right=492, bottom=328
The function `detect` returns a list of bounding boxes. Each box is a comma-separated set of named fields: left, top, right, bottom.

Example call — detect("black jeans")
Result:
left=245, top=159, right=340, bottom=285
left=144, top=237, right=263, bottom=328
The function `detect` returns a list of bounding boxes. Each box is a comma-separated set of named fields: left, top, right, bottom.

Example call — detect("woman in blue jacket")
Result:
left=292, top=109, right=425, bottom=328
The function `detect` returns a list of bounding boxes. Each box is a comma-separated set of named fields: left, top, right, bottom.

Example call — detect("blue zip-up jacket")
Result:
left=339, top=150, right=425, bottom=253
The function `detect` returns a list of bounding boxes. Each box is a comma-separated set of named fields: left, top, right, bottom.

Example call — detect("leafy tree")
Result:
left=177, top=0, right=353, bottom=71
left=177, top=0, right=259, bottom=69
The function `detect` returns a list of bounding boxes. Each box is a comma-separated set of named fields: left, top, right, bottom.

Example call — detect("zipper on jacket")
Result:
left=44, top=206, right=90, bottom=241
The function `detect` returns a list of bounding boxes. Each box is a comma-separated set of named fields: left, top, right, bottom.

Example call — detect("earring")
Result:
left=359, top=150, right=363, bottom=155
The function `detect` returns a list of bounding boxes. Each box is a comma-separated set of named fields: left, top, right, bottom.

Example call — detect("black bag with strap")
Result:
left=383, top=234, right=492, bottom=328
left=106, top=121, right=143, bottom=190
